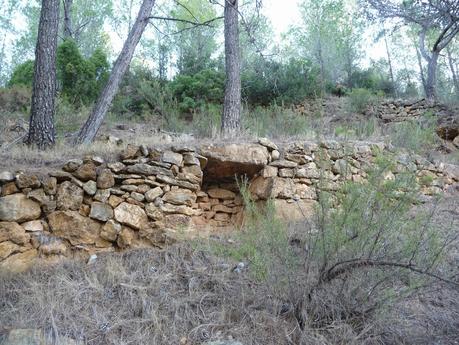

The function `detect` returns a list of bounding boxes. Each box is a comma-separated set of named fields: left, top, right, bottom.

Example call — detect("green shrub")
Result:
left=57, top=39, right=109, bottom=105
left=389, top=111, right=439, bottom=153
left=208, top=156, right=455, bottom=337
left=168, top=69, right=225, bottom=113
left=347, top=88, right=377, bottom=113
left=8, top=60, right=34, bottom=87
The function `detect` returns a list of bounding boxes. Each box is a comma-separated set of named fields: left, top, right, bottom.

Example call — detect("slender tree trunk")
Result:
left=63, top=0, right=73, bottom=39
left=446, top=46, right=459, bottom=95
left=383, top=33, right=396, bottom=97
left=76, top=0, right=156, bottom=144
left=221, top=0, right=241, bottom=136
left=425, top=51, right=439, bottom=100
left=415, top=46, right=427, bottom=96
left=27, top=0, right=60, bottom=149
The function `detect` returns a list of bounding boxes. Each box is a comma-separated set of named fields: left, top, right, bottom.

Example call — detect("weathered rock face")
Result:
left=200, top=144, right=269, bottom=180
left=0, top=194, right=41, bottom=222
left=114, top=202, right=148, bottom=230
left=48, top=211, right=101, bottom=245
left=0, top=139, right=458, bottom=272
left=57, top=181, right=83, bottom=211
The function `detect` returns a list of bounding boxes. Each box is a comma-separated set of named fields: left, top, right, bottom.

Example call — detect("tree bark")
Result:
left=221, top=0, right=241, bottom=136
left=383, top=32, right=396, bottom=97
left=76, top=0, right=156, bottom=144
left=63, top=0, right=73, bottom=39
left=446, top=46, right=459, bottom=95
left=26, top=0, right=60, bottom=150
left=415, top=46, right=427, bottom=96
left=425, top=51, right=439, bottom=100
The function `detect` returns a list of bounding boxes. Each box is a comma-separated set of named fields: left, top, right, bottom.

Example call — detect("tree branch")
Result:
left=148, top=15, right=223, bottom=28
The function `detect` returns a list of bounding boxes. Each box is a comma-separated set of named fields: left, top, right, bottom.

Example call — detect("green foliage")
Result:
left=242, top=58, right=321, bottom=106
left=8, top=60, right=34, bottom=87
left=168, top=69, right=224, bottom=113
left=389, top=111, right=439, bottom=153
left=347, top=88, right=379, bottom=113
left=57, top=39, right=109, bottom=105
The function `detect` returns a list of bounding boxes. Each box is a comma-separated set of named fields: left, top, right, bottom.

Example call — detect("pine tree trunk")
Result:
left=26, top=0, right=60, bottom=150
left=63, top=0, right=73, bottom=39
left=415, top=46, right=427, bottom=96
left=447, top=47, right=459, bottom=96
left=76, top=0, right=156, bottom=144
left=384, top=33, right=396, bottom=97
left=221, top=0, right=241, bottom=136
left=425, top=51, right=439, bottom=100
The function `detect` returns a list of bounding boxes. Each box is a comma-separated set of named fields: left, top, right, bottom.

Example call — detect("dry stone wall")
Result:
left=0, top=139, right=458, bottom=272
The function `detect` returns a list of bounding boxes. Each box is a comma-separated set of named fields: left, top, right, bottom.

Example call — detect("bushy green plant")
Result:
left=8, top=60, right=34, bottom=87
left=242, top=58, right=321, bottom=106
left=57, top=39, right=109, bottom=105
left=168, top=69, right=225, bottom=113
left=209, top=156, right=455, bottom=336
left=389, top=111, right=439, bottom=153
left=347, top=87, right=377, bottom=113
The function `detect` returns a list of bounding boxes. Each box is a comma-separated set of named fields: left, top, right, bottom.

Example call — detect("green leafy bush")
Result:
left=57, top=39, right=109, bottom=105
left=347, top=88, right=377, bottom=113
left=8, top=60, right=34, bottom=87
left=168, top=69, right=224, bottom=113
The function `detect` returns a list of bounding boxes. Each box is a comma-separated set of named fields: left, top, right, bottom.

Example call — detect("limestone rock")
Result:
left=43, top=176, right=57, bottom=195
left=101, top=219, right=121, bottom=242
left=22, top=220, right=44, bottom=232
left=108, top=195, right=123, bottom=208
left=258, top=137, right=278, bottom=151
left=162, top=188, right=196, bottom=206
left=62, top=159, right=83, bottom=172
left=94, top=188, right=111, bottom=202
left=108, top=161, right=125, bottom=173
left=159, top=202, right=199, bottom=216
left=73, top=162, right=97, bottom=181
left=97, top=169, right=115, bottom=189
left=1, top=182, right=19, bottom=196
left=117, top=227, right=135, bottom=248
left=120, top=144, right=140, bottom=160
left=15, top=173, right=41, bottom=189
left=89, top=202, right=114, bottom=222
left=145, top=186, right=164, bottom=202
left=0, top=222, right=30, bottom=244
left=0, top=241, right=20, bottom=259
left=145, top=203, right=164, bottom=220
left=261, top=166, right=278, bottom=178
left=48, top=211, right=102, bottom=245
left=272, top=199, right=317, bottom=221
left=0, top=249, right=37, bottom=272
left=57, top=181, right=83, bottom=211
left=162, top=150, right=183, bottom=166
left=27, top=188, right=49, bottom=205
left=83, top=180, right=97, bottom=195
left=269, top=159, right=298, bottom=168
left=207, top=188, right=236, bottom=200
left=200, top=144, right=269, bottom=179
left=114, top=202, right=148, bottom=230
left=0, top=194, right=41, bottom=222
left=156, top=175, right=199, bottom=191
left=271, top=150, right=280, bottom=160
left=126, top=163, right=172, bottom=177
left=0, top=171, right=15, bottom=183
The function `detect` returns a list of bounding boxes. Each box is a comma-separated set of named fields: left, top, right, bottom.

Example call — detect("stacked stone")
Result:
left=194, top=188, right=244, bottom=228
left=0, top=139, right=458, bottom=272
left=0, top=144, right=209, bottom=271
